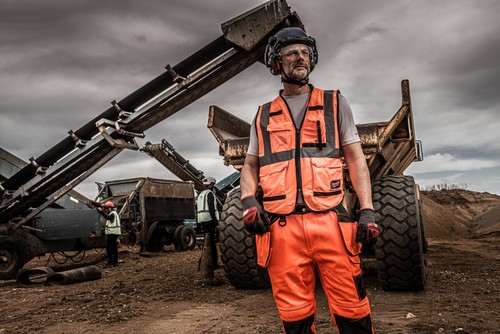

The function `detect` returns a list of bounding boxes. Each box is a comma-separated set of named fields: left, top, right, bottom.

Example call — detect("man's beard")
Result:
left=285, top=61, right=310, bottom=81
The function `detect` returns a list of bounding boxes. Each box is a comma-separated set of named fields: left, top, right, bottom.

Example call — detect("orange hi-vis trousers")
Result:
left=257, top=210, right=373, bottom=333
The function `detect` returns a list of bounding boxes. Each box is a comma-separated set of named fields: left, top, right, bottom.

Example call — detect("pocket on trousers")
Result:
left=338, top=221, right=362, bottom=256
left=256, top=232, right=272, bottom=268
left=353, top=273, right=367, bottom=301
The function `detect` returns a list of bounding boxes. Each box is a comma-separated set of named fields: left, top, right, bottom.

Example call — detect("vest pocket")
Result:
left=267, top=122, right=293, bottom=153
left=311, top=159, right=343, bottom=196
left=260, top=161, right=288, bottom=201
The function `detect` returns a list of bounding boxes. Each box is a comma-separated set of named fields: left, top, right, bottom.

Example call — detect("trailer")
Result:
left=208, top=80, right=427, bottom=291
left=96, top=177, right=197, bottom=252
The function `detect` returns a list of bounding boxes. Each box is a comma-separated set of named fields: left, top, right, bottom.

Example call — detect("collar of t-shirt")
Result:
left=281, top=93, right=310, bottom=128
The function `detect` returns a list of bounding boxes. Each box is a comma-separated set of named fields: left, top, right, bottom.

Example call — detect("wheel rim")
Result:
left=183, top=226, right=196, bottom=250
left=0, top=245, right=18, bottom=274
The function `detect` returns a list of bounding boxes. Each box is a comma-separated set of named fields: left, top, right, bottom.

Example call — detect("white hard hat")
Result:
left=203, top=176, right=216, bottom=185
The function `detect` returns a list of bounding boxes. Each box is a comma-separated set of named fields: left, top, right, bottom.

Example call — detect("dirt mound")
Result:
left=422, top=189, right=500, bottom=224
left=475, top=203, right=500, bottom=236
left=420, top=193, right=470, bottom=238
left=421, top=189, right=500, bottom=238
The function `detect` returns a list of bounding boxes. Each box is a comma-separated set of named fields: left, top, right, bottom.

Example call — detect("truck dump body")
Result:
left=99, top=178, right=196, bottom=221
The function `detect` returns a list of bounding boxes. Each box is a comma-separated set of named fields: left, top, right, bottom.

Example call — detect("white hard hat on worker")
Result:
left=203, top=176, right=216, bottom=186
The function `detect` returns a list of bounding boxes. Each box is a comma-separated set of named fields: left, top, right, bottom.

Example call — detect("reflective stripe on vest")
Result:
left=105, top=211, right=121, bottom=235
left=196, top=189, right=220, bottom=223
left=256, top=88, right=343, bottom=214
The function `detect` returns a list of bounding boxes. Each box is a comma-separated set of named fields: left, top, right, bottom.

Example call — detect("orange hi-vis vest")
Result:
left=256, top=87, right=344, bottom=215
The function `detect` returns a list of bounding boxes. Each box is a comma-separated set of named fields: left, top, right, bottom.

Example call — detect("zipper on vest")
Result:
left=279, top=87, right=312, bottom=208
left=295, top=127, right=303, bottom=204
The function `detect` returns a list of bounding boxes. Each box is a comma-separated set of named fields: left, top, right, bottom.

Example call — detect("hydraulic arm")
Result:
left=142, top=140, right=206, bottom=192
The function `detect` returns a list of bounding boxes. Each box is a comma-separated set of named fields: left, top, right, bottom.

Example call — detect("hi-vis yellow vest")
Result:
left=196, top=189, right=220, bottom=223
left=256, top=88, right=343, bottom=215
left=105, top=211, right=121, bottom=235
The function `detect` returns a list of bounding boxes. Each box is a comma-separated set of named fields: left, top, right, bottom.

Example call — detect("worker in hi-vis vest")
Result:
left=96, top=201, right=121, bottom=268
left=240, top=27, right=380, bottom=334
left=196, top=176, right=220, bottom=268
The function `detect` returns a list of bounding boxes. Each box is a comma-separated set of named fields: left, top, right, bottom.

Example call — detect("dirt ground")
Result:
left=1, top=191, right=500, bottom=334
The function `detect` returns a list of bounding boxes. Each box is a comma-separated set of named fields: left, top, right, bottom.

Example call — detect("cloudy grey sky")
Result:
left=1, top=0, right=499, bottom=198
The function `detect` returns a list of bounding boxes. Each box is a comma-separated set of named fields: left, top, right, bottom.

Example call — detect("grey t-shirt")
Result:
left=246, top=92, right=360, bottom=156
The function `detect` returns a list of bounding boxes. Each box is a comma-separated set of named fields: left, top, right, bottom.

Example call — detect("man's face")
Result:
left=280, top=43, right=312, bottom=81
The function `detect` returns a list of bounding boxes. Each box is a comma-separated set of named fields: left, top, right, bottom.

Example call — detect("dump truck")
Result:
left=0, top=0, right=304, bottom=280
left=208, top=79, right=427, bottom=291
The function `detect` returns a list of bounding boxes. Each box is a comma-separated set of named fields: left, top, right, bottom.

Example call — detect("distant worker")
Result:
left=240, top=27, right=380, bottom=333
left=96, top=201, right=122, bottom=268
left=196, top=176, right=220, bottom=268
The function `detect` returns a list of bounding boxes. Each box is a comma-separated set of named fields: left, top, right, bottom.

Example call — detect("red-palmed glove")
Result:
left=356, top=209, right=380, bottom=244
left=241, top=195, right=270, bottom=235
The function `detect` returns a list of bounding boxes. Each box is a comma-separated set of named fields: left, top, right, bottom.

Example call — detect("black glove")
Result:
left=241, top=195, right=270, bottom=235
left=356, top=209, right=380, bottom=244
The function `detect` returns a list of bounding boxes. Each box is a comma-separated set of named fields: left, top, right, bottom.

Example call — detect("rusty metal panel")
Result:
left=357, top=123, right=381, bottom=147
left=224, top=138, right=250, bottom=167
left=142, top=178, right=195, bottom=199
left=106, top=180, right=142, bottom=196
left=222, top=0, right=300, bottom=51
left=144, top=197, right=195, bottom=221
left=208, top=105, right=251, bottom=147
left=208, top=105, right=251, bottom=170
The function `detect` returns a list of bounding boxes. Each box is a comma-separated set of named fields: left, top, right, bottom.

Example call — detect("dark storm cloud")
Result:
left=1, top=0, right=500, bottom=195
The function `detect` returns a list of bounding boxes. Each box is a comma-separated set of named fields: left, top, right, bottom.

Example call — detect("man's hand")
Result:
left=356, top=209, right=380, bottom=244
left=241, top=195, right=270, bottom=235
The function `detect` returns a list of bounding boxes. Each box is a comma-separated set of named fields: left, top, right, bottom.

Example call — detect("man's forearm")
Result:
left=240, top=155, right=259, bottom=198
left=350, top=163, right=373, bottom=210
left=343, top=143, right=374, bottom=210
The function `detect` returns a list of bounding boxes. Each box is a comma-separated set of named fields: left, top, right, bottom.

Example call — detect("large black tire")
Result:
left=219, top=188, right=270, bottom=289
left=373, top=175, right=427, bottom=291
left=173, top=225, right=184, bottom=251
left=0, top=236, right=25, bottom=280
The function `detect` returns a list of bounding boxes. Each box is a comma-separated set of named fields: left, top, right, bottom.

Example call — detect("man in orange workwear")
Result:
left=240, top=27, right=380, bottom=333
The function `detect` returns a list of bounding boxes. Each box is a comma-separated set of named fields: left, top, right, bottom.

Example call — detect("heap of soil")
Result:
left=421, top=189, right=500, bottom=238
left=420, top=193, right=470, bottom=238
left=475, top=203, right=500, bottom=236
left=423, top=189, right=500, bottom=222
